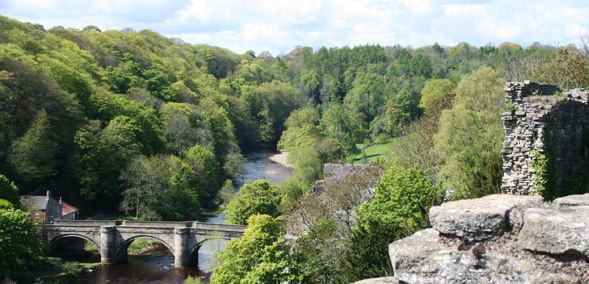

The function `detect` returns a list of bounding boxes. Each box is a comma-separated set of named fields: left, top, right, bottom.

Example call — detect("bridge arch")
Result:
left=41, top=221, right=246, bottom=267
left=115, top=235, right=175, bottom=258
left=49, top=233, right=101, bottom=250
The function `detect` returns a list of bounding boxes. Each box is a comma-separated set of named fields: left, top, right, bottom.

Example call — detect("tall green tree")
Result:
left=434, top=66, right=505, bottom=199
left=224, top=179, right=282, bottom=225
left=320, top=103, right=367, bottom=156
left=211, top=214, right=303, bottom=284
left=75, top=118, right=142, bottom=208
left=120, top=154, right=200, bottom=220
left=9, top=109, right=59, bottom=183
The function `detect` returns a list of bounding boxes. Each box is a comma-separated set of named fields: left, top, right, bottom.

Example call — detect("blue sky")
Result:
left=2, top=0, right=589, bottom=56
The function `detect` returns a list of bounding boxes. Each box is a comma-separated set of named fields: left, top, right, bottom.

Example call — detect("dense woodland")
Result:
left=1, top=15, right=588, bottom=283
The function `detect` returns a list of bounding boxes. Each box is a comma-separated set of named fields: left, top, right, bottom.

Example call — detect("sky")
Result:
left=2, top=0, right=589, bottom=56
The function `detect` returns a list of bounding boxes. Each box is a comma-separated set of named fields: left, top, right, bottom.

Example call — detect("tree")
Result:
left=211, top=215, right=302, bottom=284
left=419, top=79, right=454, bottom=113
left=75, top=118, right=142, bottom=207
left=120, top=154, right=201, bottom=220
left=0, top=174, right=20, bottom=208
left=320, top=104, right=367, bottom=156
left=535, top=48, right=589, bottom=89
left=224, top=180, right=282, bottom=225
left=356, top=166, right=442, bottom=234
left=384, top=87, right=421, bottom=137
left=0, top=209, right=44, bottom=281
left=184, top=144, right=221, bottom=208
left=434, top=66, right=505, bottom=199
left=9, top=109, right=59, bottom=183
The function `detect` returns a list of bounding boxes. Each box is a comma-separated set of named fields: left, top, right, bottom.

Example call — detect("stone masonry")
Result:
left=501, top=81, right=588, bottom=196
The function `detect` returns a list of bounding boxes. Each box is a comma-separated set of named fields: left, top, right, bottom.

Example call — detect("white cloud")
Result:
left=2, top=0, right=589, bottom=54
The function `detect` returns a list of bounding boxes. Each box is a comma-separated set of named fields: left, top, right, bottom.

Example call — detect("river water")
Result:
left=69, top=149, right=292, bottom=284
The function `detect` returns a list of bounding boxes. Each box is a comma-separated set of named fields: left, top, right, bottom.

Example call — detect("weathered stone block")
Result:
left=429, top=194, right=543, bottom=241
left=553, top=193, right=589, bottom=206
left=518, top=206, right=589, bottom=257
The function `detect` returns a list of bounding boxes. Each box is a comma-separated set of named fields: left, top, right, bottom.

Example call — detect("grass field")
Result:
left=350, top=142, right=392, bottom=163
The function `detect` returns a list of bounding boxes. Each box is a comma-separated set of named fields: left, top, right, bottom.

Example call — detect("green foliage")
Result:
left=535, top=48, right=589, bottom=89
left=332, top=165, right=441, bottom=282
left=277, top=108, right=321, bottom=152
left=434, top=66, right=505, bottom=199
left=0, top=199, right=14, bottom=210
left=61, top=262, right=83, bottom=276
left=9, top=109, right=59, bottom=183
left=119, top=155, right=201, bottom=220
left=356, top=166, right=442, bottom=233
left=184, top=276, right=204, bottom=284
left=127, top=238, right=158, bottom=254
left=184, top=144, right=221, bottom=206
left=211, top=215, right=302, bottom=284
left=224, top=180, right=282, bottom=225
left=384, top=87, right=421, bottom=137
left=419, top=79, right=454, bottom=113
left=321, top=103, right=367, bottom=156
left=531, top=149, right=551, bottom=198
left=338, top=219, right=398, bottom=282
left=0, top=209, right=44, bottom=280
left=0, top=174, right=20, bottom=208
left=75, top=118, right=142, bottom=207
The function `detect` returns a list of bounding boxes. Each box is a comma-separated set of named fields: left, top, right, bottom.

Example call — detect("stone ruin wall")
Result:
left=501, top=80, right=589, bottom=196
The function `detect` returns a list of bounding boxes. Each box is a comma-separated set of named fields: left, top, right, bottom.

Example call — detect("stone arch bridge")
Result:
left=42, top=220, right=246, bottom=267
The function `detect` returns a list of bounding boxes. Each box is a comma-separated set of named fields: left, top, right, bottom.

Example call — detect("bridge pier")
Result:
left=174, top=227, right=196, bottom=268
left=100, top=226, right=116, bottom=264
left=100, top=226, right=127, bottom=265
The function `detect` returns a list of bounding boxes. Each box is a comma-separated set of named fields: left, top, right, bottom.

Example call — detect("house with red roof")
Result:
left=20, top=191, right=79, bottom=223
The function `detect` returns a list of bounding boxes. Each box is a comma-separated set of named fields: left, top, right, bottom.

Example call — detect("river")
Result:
left=69, top=149, right=292, bottom=284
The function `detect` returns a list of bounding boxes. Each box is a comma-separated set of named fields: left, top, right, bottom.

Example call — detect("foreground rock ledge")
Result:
left=518, top=206, right=589, bottom=258
left=373, top=193, right=589, bottom=284
left=429, top=194, right=543, bottom=241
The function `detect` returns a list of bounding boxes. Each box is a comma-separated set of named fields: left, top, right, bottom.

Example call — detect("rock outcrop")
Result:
left=385, top=194, right=589, bottom=284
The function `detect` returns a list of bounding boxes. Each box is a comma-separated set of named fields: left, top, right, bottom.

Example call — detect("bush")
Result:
left=184, top=276, right=203, bottom=284
left=62, top=262, right=83, bottom=276
left=0, top=209, right=44, bottom=280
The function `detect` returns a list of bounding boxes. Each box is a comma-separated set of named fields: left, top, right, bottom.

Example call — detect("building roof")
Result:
left=21, top=196, right=48, bottom=210
left=61, top=200, right=79, bottom=216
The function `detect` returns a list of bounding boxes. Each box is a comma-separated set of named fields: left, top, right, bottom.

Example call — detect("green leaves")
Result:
left=356, top=166, right=442, bottom=233
left=0, top=174, right=20, bottom=208
left=224, top=180, right=282, bottom=225
left=0, top=209, right=44, bottom=280
left=9, top=109, right=59, bottom=183
left=434, top=66, right=505, bottom=199
left=211, top=215, right=300, bottom=284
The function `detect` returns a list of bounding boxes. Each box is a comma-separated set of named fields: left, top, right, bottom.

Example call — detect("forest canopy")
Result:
left=1, top=15, right=587, bottom=220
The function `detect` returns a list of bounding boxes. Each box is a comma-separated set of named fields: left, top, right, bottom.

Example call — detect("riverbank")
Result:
left=268, top=151, right=293, bottom=168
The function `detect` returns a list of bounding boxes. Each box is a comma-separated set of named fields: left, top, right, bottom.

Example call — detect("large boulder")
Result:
left=387, top=228, right=578, bottom=283
left=429, top=194, right=543, bottom=241
left=518, top=206, right=589, bottom=257
left=553, top=193, right=589, bottom=206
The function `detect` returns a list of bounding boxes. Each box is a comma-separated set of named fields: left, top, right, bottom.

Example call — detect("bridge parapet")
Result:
left=43, top=220, right=246, bottom=267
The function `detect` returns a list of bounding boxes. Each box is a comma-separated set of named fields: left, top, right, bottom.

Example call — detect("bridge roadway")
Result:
left=42, top=220, right=246, bottom=267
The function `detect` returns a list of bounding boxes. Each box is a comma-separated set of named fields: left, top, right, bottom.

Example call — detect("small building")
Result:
left=60, top=197, right=79, bottom=220
left=20, top=191, right=79, bottom=223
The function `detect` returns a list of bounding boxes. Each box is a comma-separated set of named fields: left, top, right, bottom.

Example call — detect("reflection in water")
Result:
left=70, top=149, right=292, bottom=283
left=72, top=244, right=202, bottom=284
